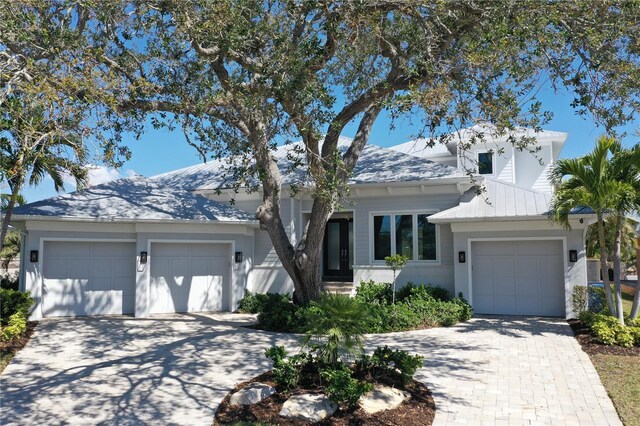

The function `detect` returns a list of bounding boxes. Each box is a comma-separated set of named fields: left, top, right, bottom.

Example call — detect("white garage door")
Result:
left=43, top=241, right=136, bottom=317
left=471, top=240, right=565, bottom=316
left=149, top=243, right=230, bottom=314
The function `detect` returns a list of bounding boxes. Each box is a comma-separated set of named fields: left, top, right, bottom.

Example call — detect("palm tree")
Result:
left=607, top=143, right=640, bottom=322
left=586, top=218, right=638, bottom=267
left=0, top=193, right=26, bottom=271
left=550, top=136, right=627, bottom=321
left=1, top=96, right=89, bottom=249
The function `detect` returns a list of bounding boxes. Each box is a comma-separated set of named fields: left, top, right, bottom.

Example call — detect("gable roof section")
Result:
left=428, top=178, right=591, bottom=223
left=11, top=176, right=256, bottom=223
left=152, top=137, right=462, bottom=191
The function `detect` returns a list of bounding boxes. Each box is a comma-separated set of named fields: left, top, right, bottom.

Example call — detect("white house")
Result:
left=9, top=127, right=593, bottom=320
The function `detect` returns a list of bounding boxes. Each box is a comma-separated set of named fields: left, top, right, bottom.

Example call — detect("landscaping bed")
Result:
left=238, top=281, right=473, bottom=334
left=570, top=284, right=640, bottom=426
left=0, top=321, right=36, bottom=373
left=214, top=370, right=435, bottom=426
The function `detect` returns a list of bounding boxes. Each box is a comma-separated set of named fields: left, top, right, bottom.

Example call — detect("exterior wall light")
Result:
left=235, top=251, right=243, bottom=263
left=458, top=251, right=466, bottom=263
left=30, top=250, right=38, bottom=263
left=140, top=251, right=148, bottom=264
left=569, top=250, right=578, bottom=263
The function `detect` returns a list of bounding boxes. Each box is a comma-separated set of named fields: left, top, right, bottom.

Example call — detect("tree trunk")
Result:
left=630, top=235, right=640, bottom=319
left=0, top=185, right=21, bottom=251
left=597, top=213, right=616, bottom=314
left=612, top=214, right=625, bottom=324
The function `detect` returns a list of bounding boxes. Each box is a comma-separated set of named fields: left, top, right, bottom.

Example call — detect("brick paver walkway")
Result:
left=368, top=316, right=621, bottom=426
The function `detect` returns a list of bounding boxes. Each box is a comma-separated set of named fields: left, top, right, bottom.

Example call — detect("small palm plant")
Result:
left=302, top=293, right=370, bottom=365
left=385, top=254, right=409, bottom=304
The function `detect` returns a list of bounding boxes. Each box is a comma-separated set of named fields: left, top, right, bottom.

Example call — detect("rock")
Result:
left=279, top=393, right=337, bottom=422
left=358, top=384, right=411, bottom=414
left=229, top=383, right=276, bottom=406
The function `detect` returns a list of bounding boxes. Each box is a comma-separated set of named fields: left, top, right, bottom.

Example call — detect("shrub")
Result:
left=451, top=297, right=474, bottom=322
left=579, top=310, right=596, bottom=327
left=572, top=285, right=589, bottom=318
left=237, top=291, right=291, bottom=314
left=396, top=283, right=450, bottom=302
left=264, top=346, right=312, bottom=389
left=302, top=293, right=370, bottom=364
left=256, top=294, right=302, bottom=332
left=629, top=327, right=640, bottom=346
left=354, top=280, right=393, bottom=305
left=0, top=289, right=34, bottom=327
left=379, top=302, right=423, bottom=332
left=1, top=312, right=27, bottom=341
left=0, top=272, right=19, bottom=291
left=591, top=314, right=635, bottom=348
left=320, top=363, right=373, bottom=406
left=365, top=346, right=424, bottom=385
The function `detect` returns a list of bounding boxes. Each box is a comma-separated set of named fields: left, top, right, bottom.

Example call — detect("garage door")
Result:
left=149, top=243, right=230, bottom=314
left=42, top=241, right=136, bottom=317
left=471, top=240, right=565, bottom=316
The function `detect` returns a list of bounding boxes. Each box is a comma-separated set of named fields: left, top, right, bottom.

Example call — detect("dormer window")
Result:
left=478, top=152, right=494, bottom=175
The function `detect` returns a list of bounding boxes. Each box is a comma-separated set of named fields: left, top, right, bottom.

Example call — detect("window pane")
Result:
left=418, top=214, right=437, bottom=260
left=395, top=215, right=414, bottom=260
left=327, top=222, right=340, bottom=271
left=478, top=152, right=493, bottom=174
left=373, top=215, right=391, bottom=260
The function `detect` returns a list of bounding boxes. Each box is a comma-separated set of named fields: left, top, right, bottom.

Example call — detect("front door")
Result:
left=323, top=218, right=353, bottom=281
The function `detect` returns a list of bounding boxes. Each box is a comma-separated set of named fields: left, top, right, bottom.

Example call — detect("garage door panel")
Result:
left=149, top=243, right=230, bottom=314
left=472, top=240, right=565, bottom=317
left=43, top=241, right=135, bottom=317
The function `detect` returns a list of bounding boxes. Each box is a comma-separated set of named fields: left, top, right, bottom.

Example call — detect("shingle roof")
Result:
left=428, top=178, right=592, bottom=223
left=11, top=176, right=256, bottom=223
left=152, top=137, right=462, bottom=191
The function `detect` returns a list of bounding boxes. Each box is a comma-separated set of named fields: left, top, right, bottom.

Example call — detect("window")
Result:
left=373, top=215, right=391, bottom=260
left=478, top=152, right=493, bottom=175
left=373, top=213, right=438, bottom=261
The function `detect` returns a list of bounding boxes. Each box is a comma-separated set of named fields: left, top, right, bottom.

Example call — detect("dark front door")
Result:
left=323, top=218, right=353, bottom=281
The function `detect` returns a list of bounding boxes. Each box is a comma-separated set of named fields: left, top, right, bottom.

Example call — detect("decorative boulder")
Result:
left=229, top=383, right=276, bottom=406
left=279, top=393, right=337, bottom=422
left=358, top=384, right=411, bottom=414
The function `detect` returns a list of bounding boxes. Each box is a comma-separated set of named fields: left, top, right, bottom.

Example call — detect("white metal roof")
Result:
left=11, top=176, right=256, bottom=223
left=429, top=177, right=591, bottom=223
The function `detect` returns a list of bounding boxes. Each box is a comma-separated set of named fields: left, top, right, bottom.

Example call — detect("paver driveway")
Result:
left=0, top=315, right=620, bottom=426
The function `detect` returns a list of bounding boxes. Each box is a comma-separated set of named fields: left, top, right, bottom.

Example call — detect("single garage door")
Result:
left=42, top=241, right=136, bottom=317
left=149, top=242, right=230, bottom=314
left=471, top=240, right=565, bottom=316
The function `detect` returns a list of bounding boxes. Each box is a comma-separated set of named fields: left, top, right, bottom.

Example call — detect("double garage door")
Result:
left=471, top=240, right=566, bottom=317
left=42, top=241, right=230, bottom=317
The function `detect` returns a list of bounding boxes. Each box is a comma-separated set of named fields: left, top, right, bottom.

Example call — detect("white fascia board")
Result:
left=450, top=218, right=588, bottom=232
left=11, top=214, right=260, bottom=227
left=431, top=213, right=594, bottom=225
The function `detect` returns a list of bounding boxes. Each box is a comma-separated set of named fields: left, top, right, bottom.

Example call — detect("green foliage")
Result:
left=255, top=294, right=302, bottom=332
left=572, top=285, right=589, bottom=318
left=237, top=291, right=290, bottom=314
left=384, top=255, right=408, bottom=272
left=1, top=312, right=27, bottom=341
left=591, top=313, right=637, bottom=348
left=396, top=282, right=451, bottom=302
left=320, top=363, right=373, bottom=406
left=0, top=272, right=19, bottom=291
left=302, top=293, right=370, bottom=364
left=354, top=280, right=393, bottom=305
left=264, top=346, right=311, bottom=389
left=365, top=346, right=425, bottom=385
left=0, top=289, right=34, bottom=327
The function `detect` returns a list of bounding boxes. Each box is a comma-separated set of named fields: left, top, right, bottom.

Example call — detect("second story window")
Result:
left=478, top=152, right=493, bottom=175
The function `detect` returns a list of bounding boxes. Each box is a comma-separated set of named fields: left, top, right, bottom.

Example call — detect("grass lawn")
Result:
left=589, top=284, right=639, bottom=426
left=590, top=353, right=640, bottom=426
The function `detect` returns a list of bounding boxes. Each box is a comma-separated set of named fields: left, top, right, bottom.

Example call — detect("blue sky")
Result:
left=17, top=87, right=639, bottom=203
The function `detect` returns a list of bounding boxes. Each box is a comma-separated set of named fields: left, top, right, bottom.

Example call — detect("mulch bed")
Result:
left=0, top=321, right=37, bottom=355
left=568, top=319, right=640, bottom=357
left=214, top=371, right=435, bottom=426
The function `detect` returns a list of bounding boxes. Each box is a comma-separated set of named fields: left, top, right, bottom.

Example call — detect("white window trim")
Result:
left=476, top=149, right=496, bottom=176
left=369, top=210, right=440, bottom=265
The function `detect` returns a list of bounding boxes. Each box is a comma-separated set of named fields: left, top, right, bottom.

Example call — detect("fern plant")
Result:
left=302, top=293, right=370, bottom=365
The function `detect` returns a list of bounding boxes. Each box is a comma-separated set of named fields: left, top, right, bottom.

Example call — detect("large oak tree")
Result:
left=3, top=1, right=640, bottom=304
